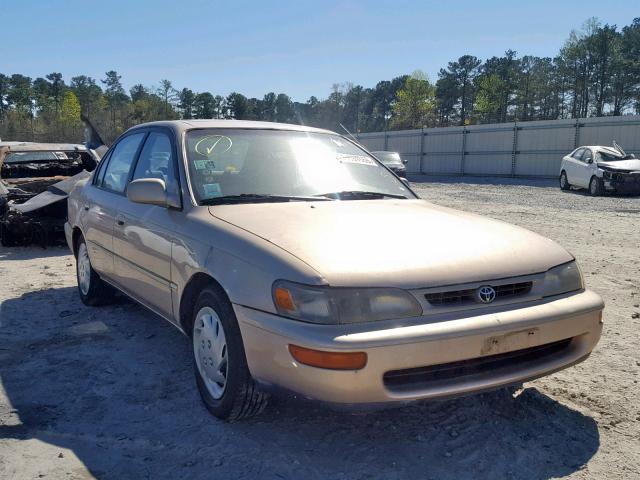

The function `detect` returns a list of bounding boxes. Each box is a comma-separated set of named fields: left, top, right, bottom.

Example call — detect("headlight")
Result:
left=542, top=261, right=583, bottom=297
left=272, top=280, right=423, bottom=324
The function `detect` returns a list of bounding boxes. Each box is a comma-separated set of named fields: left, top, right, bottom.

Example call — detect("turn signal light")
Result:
left=288, top=344, right=367, bottom=370
left=274, top=287, right=295, bottom=311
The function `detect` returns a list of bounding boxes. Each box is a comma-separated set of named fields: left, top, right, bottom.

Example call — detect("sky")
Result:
left=1, top=0, right=637, bottom=101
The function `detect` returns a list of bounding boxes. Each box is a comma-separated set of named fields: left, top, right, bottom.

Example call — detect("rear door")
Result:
left=82, top=132, right=147, bottom=277
left=112, top=129, right=182, bottom=321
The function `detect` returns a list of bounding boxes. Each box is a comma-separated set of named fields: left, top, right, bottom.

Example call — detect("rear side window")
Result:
left=100, top=133, right=146, bottom=193
left=132, top=132, right=179, bottom=196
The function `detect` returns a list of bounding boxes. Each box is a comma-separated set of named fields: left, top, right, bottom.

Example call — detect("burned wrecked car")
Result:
left=0, top=142, right=100, bottom=245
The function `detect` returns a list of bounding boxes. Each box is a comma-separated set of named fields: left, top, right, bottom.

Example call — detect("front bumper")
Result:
left=235, top=289, right=603, bottom=404
left=603, top=172, right=640, bottom=193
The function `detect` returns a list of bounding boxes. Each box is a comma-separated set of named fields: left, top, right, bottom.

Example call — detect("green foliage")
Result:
left=391, top=71, right=436, bottom=129
left=0, top=17, right=639, bottom=143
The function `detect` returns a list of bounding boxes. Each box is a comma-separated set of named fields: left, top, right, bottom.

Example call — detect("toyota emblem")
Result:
left=477, top=285, right=496, bottom=304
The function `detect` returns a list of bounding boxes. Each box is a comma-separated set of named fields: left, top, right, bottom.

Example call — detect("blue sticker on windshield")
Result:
left=203, top=183, right=222, bottom=198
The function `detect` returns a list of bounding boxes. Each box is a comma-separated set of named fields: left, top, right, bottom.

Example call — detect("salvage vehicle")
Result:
left=559, top=142, right=640, bottom=196
left=371, top=150, right=408, bottom=178
left=66, top=120, right=604, bottom=421
left=0, top=141, right=100, bottom=245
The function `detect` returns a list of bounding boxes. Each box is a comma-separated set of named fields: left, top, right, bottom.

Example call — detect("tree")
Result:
left=193, top=92, right=216, bottom=118
left=438, top=55, right=481, bottom=125
left=7, top=74, right=33, bottom=114
left=178, top=88, right=196, bottom=119
left=274, top=93, right=293, bottom=123
left=0, top=74, right=10, bottom=120
left=101, top=70, right=128, bottom=138
left=391, top=71, right=436, bottom=129
left=474, top=74, right=505, bottom=123
left=60, top=91, right=81, bottom=140
left=262, top=92, right=277, bottom=121
left=157, top=79, right=177, bottom=118
left=226, top=92, right=248, bottom=119
left=70, top=75, right=102, bottom=117
left=45, top=72, right=65, bottom=116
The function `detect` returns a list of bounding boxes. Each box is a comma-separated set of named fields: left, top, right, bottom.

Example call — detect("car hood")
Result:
left=381, top=161, right=404, bottom=168
left=597, top=159, right=640, bottom=172
left=209, top=200, right=572, bottom=288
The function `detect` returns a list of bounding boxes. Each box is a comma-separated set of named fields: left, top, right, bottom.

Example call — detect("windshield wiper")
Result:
left=314, top=190, right=408, bottom=200
left=201, top=194, right=334, bottom=205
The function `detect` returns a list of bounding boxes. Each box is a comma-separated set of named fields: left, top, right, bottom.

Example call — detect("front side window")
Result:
left=184, top=129, right=413, bottom=204
left=572, top=148, right=585, bottom=160
left=582, top=149, right=593, bottom=163
left=132, top=132, right=178, bottom=196
left=100, top=132, right=146, bottom=193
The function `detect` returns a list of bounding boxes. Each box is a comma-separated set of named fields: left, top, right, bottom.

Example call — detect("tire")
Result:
left=559, top=171, right=570, bottom=190
left=75, top=236, right=115, bottom=306
left=589, top=176, right=603, bottom=196
left=191, top=286, right=268, bottom=421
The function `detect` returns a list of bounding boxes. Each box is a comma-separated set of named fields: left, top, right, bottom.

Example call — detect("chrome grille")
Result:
left=425, top=281, right=533, bottom=306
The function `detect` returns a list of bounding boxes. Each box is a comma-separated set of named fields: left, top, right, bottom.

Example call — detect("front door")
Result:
left=112, top=130, right=182, bottom=321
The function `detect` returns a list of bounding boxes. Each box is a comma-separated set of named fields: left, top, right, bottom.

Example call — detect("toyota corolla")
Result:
left=66, top=120, right=604, bottom=421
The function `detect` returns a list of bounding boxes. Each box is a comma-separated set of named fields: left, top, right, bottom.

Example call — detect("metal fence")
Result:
left=355, top=115, right=640, bottom=178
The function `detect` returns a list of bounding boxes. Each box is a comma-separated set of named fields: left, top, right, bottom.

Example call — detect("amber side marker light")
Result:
left=288, top=344, right=367, bottom=370
left=274, top=287, right=295, bottom=311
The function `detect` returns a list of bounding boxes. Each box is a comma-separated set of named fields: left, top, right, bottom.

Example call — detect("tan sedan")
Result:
left=65, top=120, right=604, bottom=420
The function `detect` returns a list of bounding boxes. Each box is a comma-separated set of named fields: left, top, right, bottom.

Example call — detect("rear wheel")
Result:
left=191, top=286, right=268, bottom=421
left=76, top=236, right=115, bottom=306
left=559, top=171, right=570, bottom=190
left=589, top=176, right=603, bottom=196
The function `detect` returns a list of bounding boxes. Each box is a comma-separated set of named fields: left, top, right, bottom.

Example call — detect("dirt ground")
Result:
left=1, top=177, right=639, bottom=480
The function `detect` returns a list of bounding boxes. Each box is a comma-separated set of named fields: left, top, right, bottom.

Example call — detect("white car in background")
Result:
left=559, top=142, right=640, bottom=196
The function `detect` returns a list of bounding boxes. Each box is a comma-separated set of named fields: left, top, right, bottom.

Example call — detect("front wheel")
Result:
left=589, top=176, right=603, bottom=196
left=191, top=286, right=268, bottom=421
left=76, top=236, right=115, bottom=306
left=559, top=171, right=570, bottom=190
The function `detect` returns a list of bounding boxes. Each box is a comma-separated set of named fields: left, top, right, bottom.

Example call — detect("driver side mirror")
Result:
left=127, top=178, right=170, bottom=207
left=402, top=159, right=408, bottom=164
left=587, top=158, right=593, bottom=164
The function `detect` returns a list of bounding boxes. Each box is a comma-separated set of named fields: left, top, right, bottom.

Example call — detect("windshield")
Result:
left=185, top=129, right=413, bottom=204
left=373, top=152, right=402, bottom=164
left=597, top=149, right=636, bottom=162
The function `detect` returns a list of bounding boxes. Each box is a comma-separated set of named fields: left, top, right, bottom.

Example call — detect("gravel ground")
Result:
left=1, top=176, right=639, bottom=480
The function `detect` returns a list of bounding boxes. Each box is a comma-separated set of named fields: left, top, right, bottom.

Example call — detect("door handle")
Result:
left=116, top=215, right=126, bottom=226
left=83, top=204, right=90, bottom=211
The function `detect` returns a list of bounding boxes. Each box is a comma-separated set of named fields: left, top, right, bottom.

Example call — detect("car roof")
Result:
left=578, top=145, right=622, bottom=154
left=125, top=119, right=335, bottom=136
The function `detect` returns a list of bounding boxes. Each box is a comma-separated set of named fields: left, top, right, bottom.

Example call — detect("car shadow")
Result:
left=0, top=286, right=600, bottom=480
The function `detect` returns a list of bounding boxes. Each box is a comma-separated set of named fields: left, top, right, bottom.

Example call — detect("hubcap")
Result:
left=590, top=179, right=597, bottom=194
left=77, top=243, right=91, bottom=295
left=560, top=174, right=566, bottom=188
left=193, top=307, right=228, bottom=399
